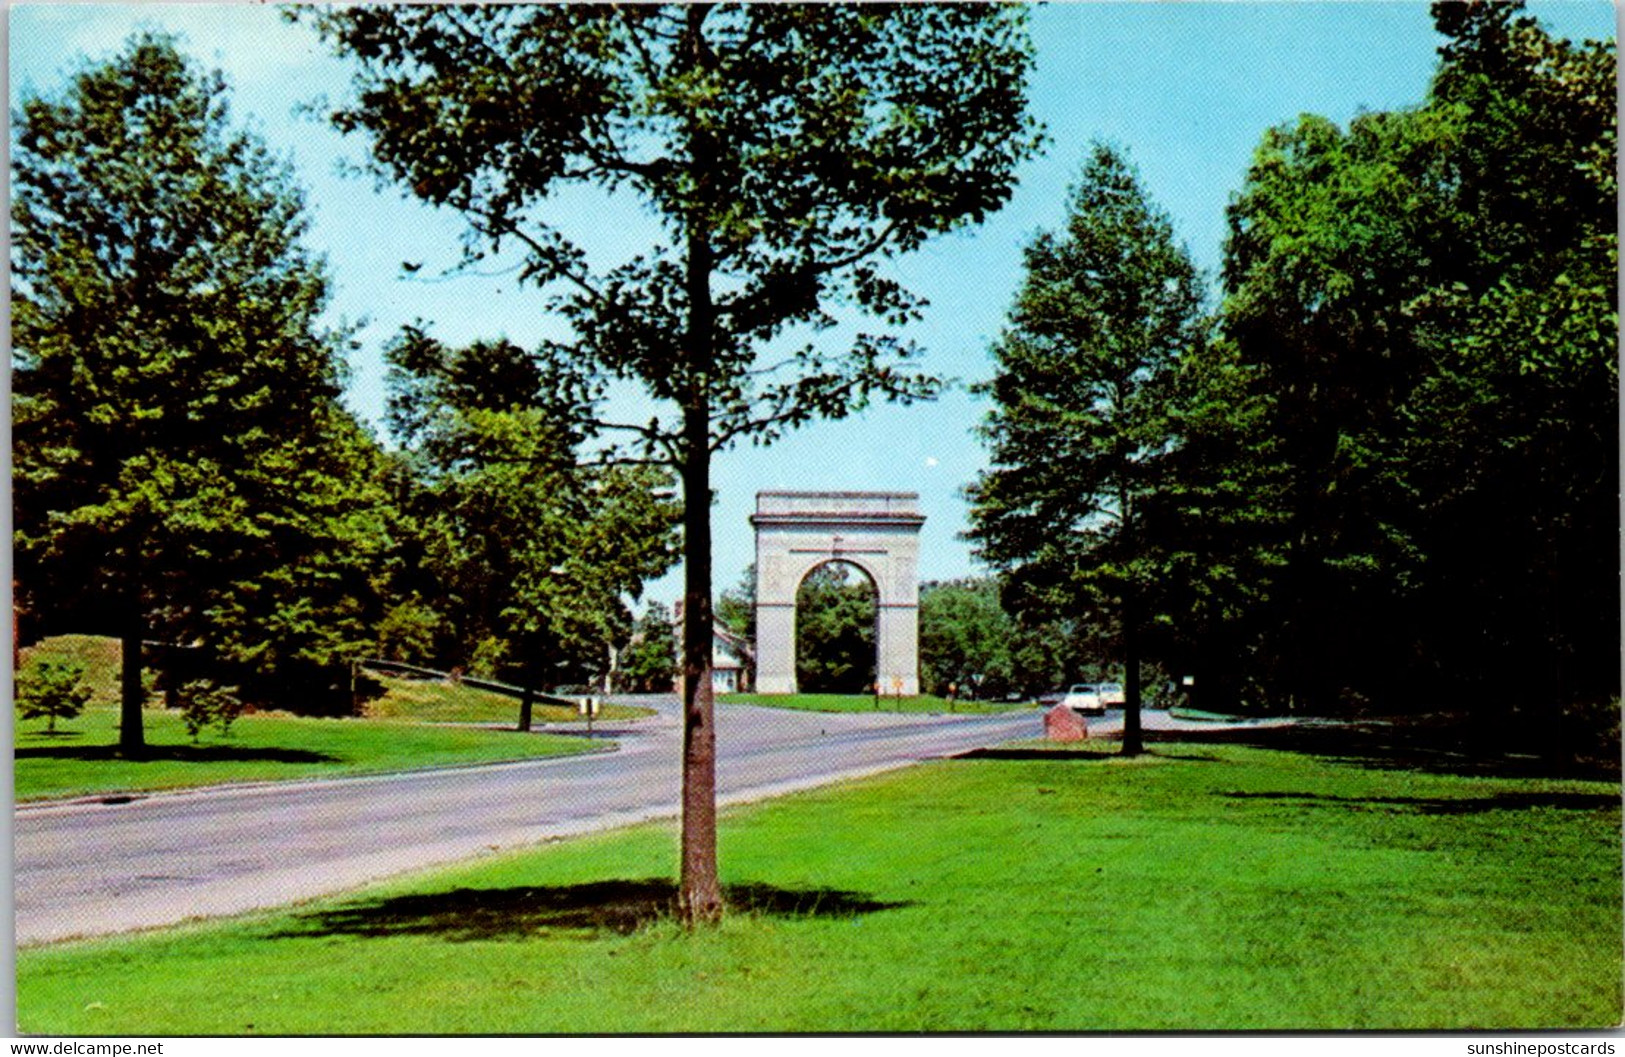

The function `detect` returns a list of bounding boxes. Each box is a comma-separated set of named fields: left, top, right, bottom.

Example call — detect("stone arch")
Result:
left=751, top=491, right=923, bottom=695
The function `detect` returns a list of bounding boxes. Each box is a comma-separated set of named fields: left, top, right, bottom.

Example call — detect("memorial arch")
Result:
left=751, top=491, right=924, bottom=696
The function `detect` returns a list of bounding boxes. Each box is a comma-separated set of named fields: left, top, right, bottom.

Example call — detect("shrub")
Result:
left=176, top=680, right=244, bottom=743
left=15, top=659, right=92, bottom=733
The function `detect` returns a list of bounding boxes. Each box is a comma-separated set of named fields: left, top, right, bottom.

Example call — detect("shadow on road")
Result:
left=273, top=879, right=911, bottom=942
left=14, top=744, right=338, bottom=765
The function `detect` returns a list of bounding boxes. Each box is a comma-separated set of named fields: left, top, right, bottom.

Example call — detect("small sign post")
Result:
left=579, top=696, right=600, bottom=735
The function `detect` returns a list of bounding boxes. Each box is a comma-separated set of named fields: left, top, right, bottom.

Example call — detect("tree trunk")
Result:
left=676, top=2, right=723, bottom=927
left=1121, top=590, right=1144, bottom=757
left=1119, top=489, right=1144, bottom=756
left=119, top=615, right=146, bottom=758
left=678, top=406, right=722, bottom=926
left=517, top=683, right=534, bottom=733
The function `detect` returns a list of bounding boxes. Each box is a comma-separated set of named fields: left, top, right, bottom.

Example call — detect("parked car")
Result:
left=1097, top=682, right=1125, bottom=707
left=1037, top=690, right=1067, bottom=709
left=1061, top=683, right=1105, bottom=715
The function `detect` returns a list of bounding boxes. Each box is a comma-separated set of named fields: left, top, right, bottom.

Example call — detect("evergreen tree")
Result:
left=970, top=144, right=1206, bottom=754
left=14, top=660, right=92, bottom=734
left=12, top=34, right=390, bottom=747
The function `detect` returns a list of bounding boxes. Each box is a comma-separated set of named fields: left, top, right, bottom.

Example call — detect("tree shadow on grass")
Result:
left=1147, top=724, right=1621, bottom=782
left=272, top=878, right=910, bottom=942
left=1222, top=790, right=1620, bottom=815
left=953, top=747, right=1116, bottom=762
left=952, top=747, right=1220, bottom=763
left=14, top=744, right=337, bottom=765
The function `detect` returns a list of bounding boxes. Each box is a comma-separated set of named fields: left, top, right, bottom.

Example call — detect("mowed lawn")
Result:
left=15, top=636, right=608, bottom=802
left=17, top=742, right=1621, bottom=1033
left=723, top=691, right=1028, bottom=714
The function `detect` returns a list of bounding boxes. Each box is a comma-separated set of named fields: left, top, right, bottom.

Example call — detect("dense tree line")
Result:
left=12, top=36, right=680, bottom=746
left=973, top=3, right=1617, bottom=755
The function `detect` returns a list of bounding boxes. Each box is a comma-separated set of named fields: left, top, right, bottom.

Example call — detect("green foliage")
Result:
left=465, top=637, right=508, bottom=681
left=382, top=329, right=683, bottom=688
left=11, top=34, right=393, bottom=729
left=375, top=599, right=442, bottom=666
left=795, top=563, right=876, bottom=694
left=15, top=660, right=93, bottom=734
left=1214, top=1, right=1618, bottom=713
left=973, top=6, right=1617, bottom=725
left=175, top=680, right=242, bottom=744
left=619, top=603, right=678, bottom=694
left=917, top=578, right=1015, bottom=698
left=303, top=4, right=1041, bottom=453
left=714, top=565, right=756, bottom=643
left=970, top=143, right=1208, bottom=737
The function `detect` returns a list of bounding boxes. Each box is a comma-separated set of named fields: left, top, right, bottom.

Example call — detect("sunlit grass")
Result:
left=14, top=705, right=604, bottom=802
left=19, top=742, right=1618, bottom=1032
left=14, top=636, right=612, bottom=802
left=364, top=674, right=652, bottom=724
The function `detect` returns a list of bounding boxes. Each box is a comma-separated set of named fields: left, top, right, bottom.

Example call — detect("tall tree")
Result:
left=1218, top=1, right=1616, bottom=720
left=306, top=5, right=1041, bottom=922
left=970, top=144, right=1206, bottom=755
left=12, top=34, right=388, bottom=748
left=1408, top=0, right=1617, bottom=724
left=1220, top=105, right=1450, bottom=709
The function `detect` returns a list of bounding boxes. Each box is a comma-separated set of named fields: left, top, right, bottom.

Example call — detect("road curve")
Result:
left=15, top=700, right=1039, bottom=945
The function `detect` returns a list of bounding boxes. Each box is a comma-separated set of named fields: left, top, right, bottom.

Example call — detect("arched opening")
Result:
left=794, top=560, right=878, bottom=694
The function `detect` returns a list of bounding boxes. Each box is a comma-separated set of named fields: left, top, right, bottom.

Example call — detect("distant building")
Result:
left=672, top=601, right=754, bottom=695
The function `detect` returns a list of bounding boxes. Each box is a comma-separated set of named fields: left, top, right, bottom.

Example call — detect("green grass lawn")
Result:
left=723, top=691, right=1030, bottom=714
left=13, top=636, right=636, bottom=802
left=18, top=740, right=1620, bottom=1033
left=364, top=674, right=653, bottom=725
left=14, top=706, right=604, bottom=802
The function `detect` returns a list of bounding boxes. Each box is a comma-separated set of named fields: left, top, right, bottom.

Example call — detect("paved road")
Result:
left=15, top=699, right=1040, bottom=945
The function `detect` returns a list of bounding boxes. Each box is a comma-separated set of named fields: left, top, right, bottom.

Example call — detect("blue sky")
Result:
left=10, top=2, right=1616, bottom=608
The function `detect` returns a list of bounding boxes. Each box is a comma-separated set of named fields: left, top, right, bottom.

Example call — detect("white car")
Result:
left=1061, top=683, right=1105, bottom=715
left=1097, top=682, right=1125, bottom=707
